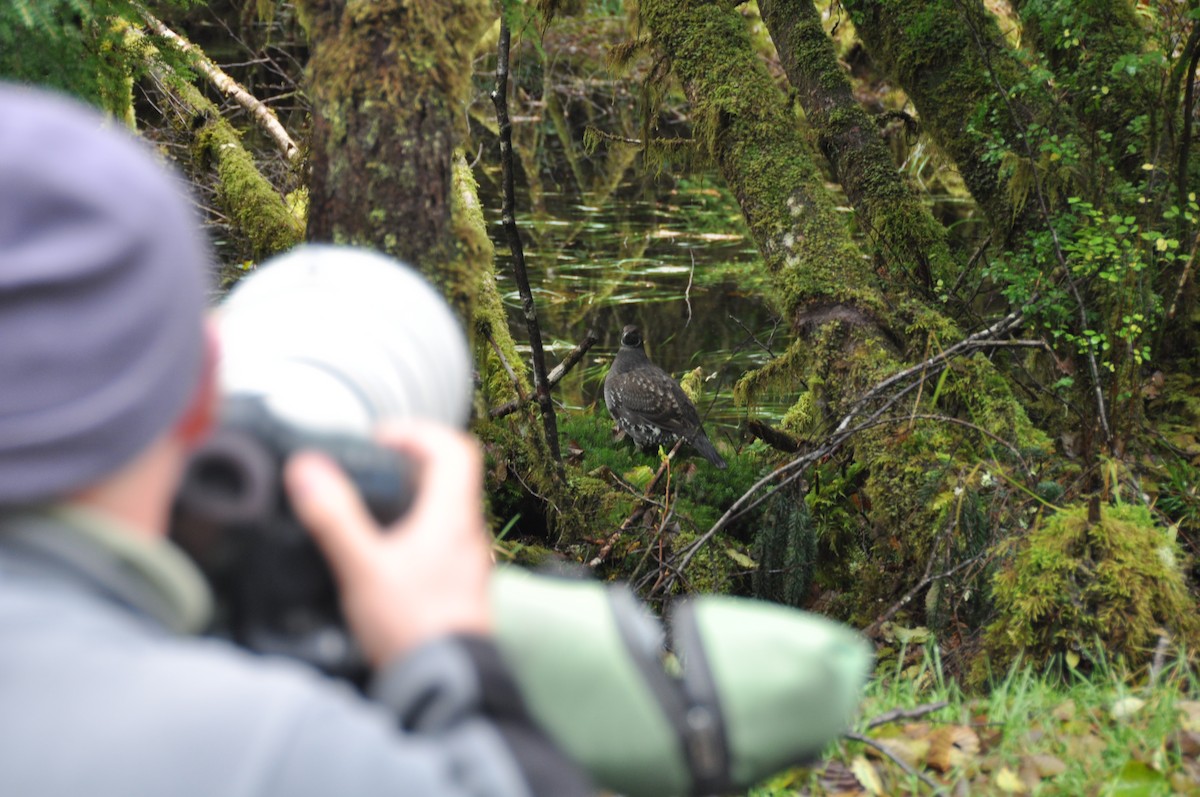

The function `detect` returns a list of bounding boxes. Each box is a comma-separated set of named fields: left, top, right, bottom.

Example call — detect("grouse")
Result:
left=603, top=324, right=727, bottom=468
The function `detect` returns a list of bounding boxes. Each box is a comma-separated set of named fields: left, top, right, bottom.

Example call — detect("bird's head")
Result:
left=620, top=324, right=644, bottom=350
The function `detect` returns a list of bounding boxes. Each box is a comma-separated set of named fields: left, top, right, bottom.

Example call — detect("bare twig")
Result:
left=489, top=330, right=598, bottom=419
left=137, top=6, right=300, bottom=163
left=728, top=312, right=779, bottom=358
left=684, top=248, right=695, bottom=326
left=485, top=331, right=528, bottom=403
left=845, top=732, right=947, bottom=793
left=865, top=701, right=950, bottom=730
left=491, top=18, right=562, bottom=472
left=588, top=440, right=681, bottom=569
left=1166, top=227, right=1200, bottom=320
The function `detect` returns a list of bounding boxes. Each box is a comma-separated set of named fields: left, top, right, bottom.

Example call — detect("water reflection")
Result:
left=477, top=172, right=789, bottom=435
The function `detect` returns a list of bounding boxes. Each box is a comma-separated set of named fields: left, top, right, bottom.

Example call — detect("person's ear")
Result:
left=174, top=318, right=220, bottom=446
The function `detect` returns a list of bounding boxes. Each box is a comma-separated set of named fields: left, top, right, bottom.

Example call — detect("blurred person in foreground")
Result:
left=0, top=83, right=591, bottom=797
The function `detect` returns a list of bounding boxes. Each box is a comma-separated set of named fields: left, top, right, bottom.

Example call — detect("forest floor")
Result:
left=751, top=648, right=1200, bottom=796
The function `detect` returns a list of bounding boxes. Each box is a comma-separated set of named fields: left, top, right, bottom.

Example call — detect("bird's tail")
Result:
left=689, top=431, right=727, bottom=469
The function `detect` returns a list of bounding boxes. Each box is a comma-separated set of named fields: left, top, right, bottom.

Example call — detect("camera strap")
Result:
left=607, top=588, right=732, bottom=795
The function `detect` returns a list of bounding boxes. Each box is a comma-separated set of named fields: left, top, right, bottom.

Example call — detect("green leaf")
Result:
left=1109, top=760, right=1167, bottom=795
left=623, top=465, right=656, bottom=491
left=723, top=547, right=758, bottom=570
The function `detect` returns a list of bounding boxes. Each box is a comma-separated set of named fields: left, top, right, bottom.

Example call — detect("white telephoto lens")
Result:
left=216, top=245, right=473, bottom=435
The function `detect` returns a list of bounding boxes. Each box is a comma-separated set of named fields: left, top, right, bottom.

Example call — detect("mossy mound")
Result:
left=978, top=503, right=1200, bottom=681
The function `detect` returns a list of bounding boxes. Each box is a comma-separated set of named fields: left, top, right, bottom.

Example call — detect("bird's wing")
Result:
left=609, top=369, right=701, bottom=435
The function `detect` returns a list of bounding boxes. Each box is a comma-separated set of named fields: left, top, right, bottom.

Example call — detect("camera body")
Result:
left=173, top=395, right=416, bottom=678
left=169, top=245, right=472, bottom=680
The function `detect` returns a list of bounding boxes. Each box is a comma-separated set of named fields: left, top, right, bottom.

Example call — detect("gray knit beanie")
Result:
left=0, top=84, right=210, bottom=504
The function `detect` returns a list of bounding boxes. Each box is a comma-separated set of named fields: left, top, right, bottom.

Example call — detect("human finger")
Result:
left=284, top=450, right=380, bottom=581
left=372, top=422, right=484, bottom=528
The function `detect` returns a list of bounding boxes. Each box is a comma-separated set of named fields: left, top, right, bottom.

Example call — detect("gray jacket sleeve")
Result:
left=369, top=635, right=594, bottom=797
left=240, top=635, right=592, bottom=797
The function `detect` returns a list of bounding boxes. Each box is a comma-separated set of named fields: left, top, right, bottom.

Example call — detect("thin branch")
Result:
left=1166, top=227, right=1200, bottom=320
left=485, top=331, right=528, bottom=402
left=729, top=312, right=779, bottom=358
left=844, top=732, right=947, bottom=793
left=546, top=328, right=599, bottom=384
left=489, top=330, right=598, bottom=419
left=865, top=701, right=950, bottom=730
left=587, top=441, right=681, bottom=569
left=683, top=248, right=695, bottom=326
left=491, top=17, right=562, bottom=472
left=839, top=307, right=1025, bottom=431
left=137, top=6, right=300, bottom=163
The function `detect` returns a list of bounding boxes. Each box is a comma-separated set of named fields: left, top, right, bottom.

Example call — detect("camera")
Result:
left=170, top=245, right=472, bottom=680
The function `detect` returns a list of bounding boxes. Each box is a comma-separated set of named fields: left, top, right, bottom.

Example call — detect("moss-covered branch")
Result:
left=639, top=0, right=885, bottom=323
left=759, top=0, right=957, bottom=290
left=840, top=0, right=1065, bottom=241
left=159, top=76, right=303, bottom=262
left=1012, top=0, right=1155, bottom=175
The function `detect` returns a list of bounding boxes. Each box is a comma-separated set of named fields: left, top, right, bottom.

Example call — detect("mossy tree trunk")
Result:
left=296, top=1, right=583, bottom=538
left=758, top=0, right=957, bottom=292
left=839, top=0, right=1065, bottom=243
left=297, top=0, right=491, bottom=323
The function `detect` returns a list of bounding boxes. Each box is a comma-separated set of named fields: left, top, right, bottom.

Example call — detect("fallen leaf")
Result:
left=1111, top=696, right=1147, bottom=720
left=1178, top=700, right=1200, bottom=732
left=1112, top=759, right=1168, bottom=793
left=816, top=759, right=863, bottom=795
left=1171, top=729, right=1200, bottom=758
left=1029, top=753, right=1067, bottom=777
left=1017, top=758, right=1042, bottom=790
left=928, top=726, right=981, bottom=772
left=1052, top=700, right=1076, bottom=722
left=1064, top=732, right=1107, bottom=759
left=871, top=735, right=931, bottom=768
left=995, top=766, right=1026, bottom=793
left=851, top=755, right=884, bottom=795
left=723, top=546, right=758, bottom=569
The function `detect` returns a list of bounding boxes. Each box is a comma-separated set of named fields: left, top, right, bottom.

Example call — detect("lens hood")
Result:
left=491, top=568, right=872, bottom=796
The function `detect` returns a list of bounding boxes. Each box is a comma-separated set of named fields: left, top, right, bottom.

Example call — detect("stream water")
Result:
left=474, top=153, right=789, bottom=444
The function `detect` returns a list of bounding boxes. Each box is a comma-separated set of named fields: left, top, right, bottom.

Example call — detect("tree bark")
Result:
left=298, top=0, right=491, bottom=323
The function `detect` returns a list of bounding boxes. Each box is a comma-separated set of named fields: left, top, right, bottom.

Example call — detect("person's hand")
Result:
left=283, top=422, right=493, bottom=668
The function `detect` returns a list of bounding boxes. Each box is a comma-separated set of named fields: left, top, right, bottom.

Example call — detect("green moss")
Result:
left=841, top=0, right=1063, bottom=240
left=640, top=0, right=885, bottom=316
left=178, top=81, right=302, bottom=264
left=759, top=0, right=958, bottom=289
left=978, top=503, right=1200, bottom=682
left=942, top=353, right=1053, bottom=452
